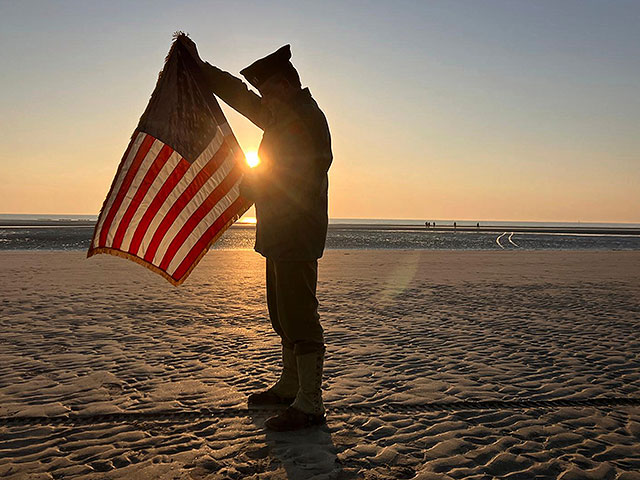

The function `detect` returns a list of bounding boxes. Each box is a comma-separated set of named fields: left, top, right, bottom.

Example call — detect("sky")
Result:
left=0, top=0, right=638, bottom=222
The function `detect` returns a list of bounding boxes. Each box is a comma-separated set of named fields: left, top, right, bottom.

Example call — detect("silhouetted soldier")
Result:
left=184, top=40, right=332, bottom=431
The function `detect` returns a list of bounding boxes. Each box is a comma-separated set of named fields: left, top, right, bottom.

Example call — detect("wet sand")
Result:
left=1, top=250, right=639, bottom=479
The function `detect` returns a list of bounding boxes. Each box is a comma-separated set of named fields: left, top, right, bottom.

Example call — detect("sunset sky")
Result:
left=1, top=0, right=638, bottom=222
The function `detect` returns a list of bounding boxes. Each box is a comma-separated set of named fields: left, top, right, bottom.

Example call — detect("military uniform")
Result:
left=201, top=61, right=331, bottom=347
left=200, top=46, right=332, bottom=427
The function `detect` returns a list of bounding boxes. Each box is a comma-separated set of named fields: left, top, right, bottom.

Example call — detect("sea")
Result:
left=1, top=214, right=639, bottom=251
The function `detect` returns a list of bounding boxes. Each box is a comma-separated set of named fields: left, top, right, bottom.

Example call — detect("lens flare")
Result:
left=245, top=150, right=260, bottom=168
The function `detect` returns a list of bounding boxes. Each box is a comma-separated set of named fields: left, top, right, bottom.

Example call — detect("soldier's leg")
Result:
left=248, top=258, right=298, bottom=405
left=266, top=258, right=290, bottom=346
left=264, top=260, right=325, bottom=430
left=272, top=260, right=324, bottom=354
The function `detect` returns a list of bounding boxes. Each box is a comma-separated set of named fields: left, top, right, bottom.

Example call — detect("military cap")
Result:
left=240, top=44, right=298, bottom=89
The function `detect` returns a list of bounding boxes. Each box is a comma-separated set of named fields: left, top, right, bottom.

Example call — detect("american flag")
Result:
left=88, top=34, right=251, bottom=285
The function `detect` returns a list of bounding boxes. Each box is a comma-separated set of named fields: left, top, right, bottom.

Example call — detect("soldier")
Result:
left=183, top=40, right=332, bottom=431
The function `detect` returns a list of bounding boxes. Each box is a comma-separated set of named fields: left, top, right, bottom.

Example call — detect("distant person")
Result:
left=184, top=40, right=332, bottom=431
left=476, top=222, right=480, bottom=230
left=454, top=221, right=457, bottom=231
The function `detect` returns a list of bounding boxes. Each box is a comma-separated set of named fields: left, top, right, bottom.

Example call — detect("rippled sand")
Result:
left=1, top=250, right=639, bottom=479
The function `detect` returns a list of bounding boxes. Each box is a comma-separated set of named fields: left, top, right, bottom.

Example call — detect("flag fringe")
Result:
left=172, top=31, right=189, bottom=40
left=87, top=202, right=251, bottom=287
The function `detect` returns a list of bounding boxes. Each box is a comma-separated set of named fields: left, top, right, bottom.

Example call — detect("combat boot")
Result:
left=264, top=349, right=326, bottom=431
left=248, top=345, right=298, bottom=406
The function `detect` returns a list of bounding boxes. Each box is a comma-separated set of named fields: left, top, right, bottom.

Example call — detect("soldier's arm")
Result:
left=179, top=37, right=266, bottom=128
left=200, top=63, right=266, bottom=129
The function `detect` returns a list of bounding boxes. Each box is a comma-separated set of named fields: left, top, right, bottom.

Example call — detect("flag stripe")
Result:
left=106, top=138, right=164, bottom=247
left=98, top=133, right=155, bottom=247
left=134, top=130, right=226, bottom=258
left=143, top=140, right=232, bottom=263
left=159, top=162, right=243, bottom=270
left=127, top=156, right=190, bottom=256
left=93, top=132, right=145, bottom=249
left=166, top=181, right=241, bottom=275
left=111, top=142, right=173, bottom=249
left=151, top=148, right=236, bottom=266
left=119, top=150, right=182, bottom=252
left=170, top=196, right=246, bottom=281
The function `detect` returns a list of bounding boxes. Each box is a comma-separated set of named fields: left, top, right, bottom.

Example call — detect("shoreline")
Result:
left=2, top=219, right=640, bottom=236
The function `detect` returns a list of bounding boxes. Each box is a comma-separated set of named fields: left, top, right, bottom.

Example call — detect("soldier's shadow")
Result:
left=249, top=410, right=343, bottom=479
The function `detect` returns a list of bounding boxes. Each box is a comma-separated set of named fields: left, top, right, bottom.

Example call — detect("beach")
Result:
left=1, top=249, right=640, bottom=479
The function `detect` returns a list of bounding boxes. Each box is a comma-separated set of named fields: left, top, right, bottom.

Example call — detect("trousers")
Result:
left=266, top=258, right=325, bottom=355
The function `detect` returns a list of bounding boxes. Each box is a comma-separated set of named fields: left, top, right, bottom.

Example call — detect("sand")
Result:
left=0, top=249, right=639, bottom=479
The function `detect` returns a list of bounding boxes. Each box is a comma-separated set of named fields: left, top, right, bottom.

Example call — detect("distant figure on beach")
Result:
left=454, top=221, right=457, bottom=231
left=425, top=221, right=429, bottom=228
left=477, top=222, right=480, bottom=230
left=184, top=40, right=332, bottom=431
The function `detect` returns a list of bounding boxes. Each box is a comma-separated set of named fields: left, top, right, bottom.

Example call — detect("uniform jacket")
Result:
left=202, top=64, right=332, bottom=261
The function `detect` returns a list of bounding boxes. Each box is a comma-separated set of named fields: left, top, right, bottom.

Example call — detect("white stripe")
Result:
left=219, top=122, right=232, bottom=137
left=105, top=139, right=164, bottom=247
left=137, top=128, right=226, bottom=258
left=152, top=151, right=236, bottom=266
left=93, top=132, right=146, bottom=248
left=119, top=151, right=182, bottom=252
left=166, top=181, right=241, bottom=276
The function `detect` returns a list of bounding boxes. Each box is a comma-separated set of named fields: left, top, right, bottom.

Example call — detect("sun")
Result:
left=245, top=150, right=261, bottom=168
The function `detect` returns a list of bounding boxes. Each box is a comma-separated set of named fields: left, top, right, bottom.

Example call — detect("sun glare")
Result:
left=238, top=216, right=257, bottom=224
left=245, top=150, right=261, bottom=168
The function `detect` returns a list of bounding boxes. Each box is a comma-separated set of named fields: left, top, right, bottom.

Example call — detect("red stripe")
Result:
left=98, top=134, right=155, bottom=247
left=92, top=132, right=138, bottom=248
left=143, top=141, right=232, bottom=263
left=128, top=158, right=190, bottom=256
left=111, top=144, right=174, bottom=250
left=171, top=197, right=246, bottom=281
left=159, top=162, right=243, bottom=270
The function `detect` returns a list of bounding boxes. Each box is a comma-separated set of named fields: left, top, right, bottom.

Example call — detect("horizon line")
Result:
left=1, top=213, right=640, bottom=225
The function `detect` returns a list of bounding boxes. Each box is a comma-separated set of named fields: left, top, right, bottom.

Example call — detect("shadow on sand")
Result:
left=249, top=409, right=343, bottom=479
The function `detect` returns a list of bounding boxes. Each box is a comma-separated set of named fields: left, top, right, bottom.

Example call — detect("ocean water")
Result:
left=1, top=215, right=639, bottom=251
